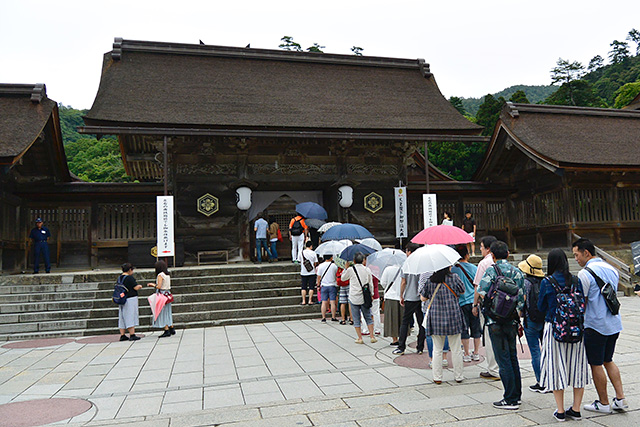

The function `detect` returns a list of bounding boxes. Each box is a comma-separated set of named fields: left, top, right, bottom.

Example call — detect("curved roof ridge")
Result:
left=506, top=102, right=640, bottom=118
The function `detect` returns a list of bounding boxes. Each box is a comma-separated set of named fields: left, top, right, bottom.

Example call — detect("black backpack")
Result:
left=525, top=276, right=545, bottom=323
left=483, top=263, right=520, bottom=323
left=290, top=219, right=303, bottom=236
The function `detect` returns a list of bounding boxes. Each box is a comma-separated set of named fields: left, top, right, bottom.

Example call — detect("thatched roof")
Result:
left=84, top=39, right=480, bottom=135
left=476, top=103, right=640, bottom=177
left=0, top=84, right=56, bottom=163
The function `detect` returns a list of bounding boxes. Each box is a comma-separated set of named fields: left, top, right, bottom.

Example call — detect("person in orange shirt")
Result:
left=289, top=215, right=308, bottom=263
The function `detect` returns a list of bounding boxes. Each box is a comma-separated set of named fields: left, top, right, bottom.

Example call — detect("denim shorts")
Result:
left=320, top=286, right=338, bottom=301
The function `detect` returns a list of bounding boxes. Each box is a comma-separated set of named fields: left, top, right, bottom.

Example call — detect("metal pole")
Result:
left=163, top=136, right=168, bottom=196
left=424, top=141, right=430, bottom=194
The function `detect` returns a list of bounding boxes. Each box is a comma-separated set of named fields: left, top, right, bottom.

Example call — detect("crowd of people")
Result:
left=299, top=235, right=628, bottom=421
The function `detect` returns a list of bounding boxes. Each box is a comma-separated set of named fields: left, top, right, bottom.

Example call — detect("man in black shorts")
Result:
left=299, top=241, right=318, bottom=305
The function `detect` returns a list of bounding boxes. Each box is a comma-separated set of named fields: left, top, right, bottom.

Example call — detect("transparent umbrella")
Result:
left=356, top=238, right=383, bottom=251
left=366, top=248, right=407, bottom=280
left=315, top=241, right=348, bottom=257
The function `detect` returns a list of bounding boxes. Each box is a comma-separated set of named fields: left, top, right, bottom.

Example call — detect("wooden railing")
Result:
left=96, top=203, right=156, bottom=241
left=571, top=232, right=632, bottom=288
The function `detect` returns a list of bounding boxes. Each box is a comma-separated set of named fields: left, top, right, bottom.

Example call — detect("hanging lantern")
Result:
left=236, top=187, right=252, bottom=210
left=338, top=185, right=353, bottom=208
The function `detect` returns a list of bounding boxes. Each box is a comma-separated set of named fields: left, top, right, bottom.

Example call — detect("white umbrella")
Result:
left=401, top=244, right=461, bottom=275
left=356, top=238, right=383, bottom=251
left=318, top=222, right=341, bottom=233
left=315, top=241, right=347, bottom=257
left=337, top=239, right=353, bottom=247
left=366, top=248, right=407, bottom=280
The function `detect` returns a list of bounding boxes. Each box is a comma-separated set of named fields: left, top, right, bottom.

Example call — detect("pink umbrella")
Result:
left=411, top=224, right=474, bottom=245
left=148, top=292, right=168, bottom=321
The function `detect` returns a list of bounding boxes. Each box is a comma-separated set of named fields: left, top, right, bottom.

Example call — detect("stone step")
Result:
left=0, top=277, right=302, bottom=304
left=0, top=286, right=303, bottom=314
left=0, top=311, right=321, bottom=342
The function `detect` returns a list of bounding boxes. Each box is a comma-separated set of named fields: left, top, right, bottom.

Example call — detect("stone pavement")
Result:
left=1, top=298, right=640, bottom=426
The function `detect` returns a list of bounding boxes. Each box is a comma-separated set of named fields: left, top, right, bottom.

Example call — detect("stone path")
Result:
left=1, top=297, right=640, bottom=426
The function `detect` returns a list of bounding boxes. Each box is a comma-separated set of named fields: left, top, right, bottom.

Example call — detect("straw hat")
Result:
left=518, top=254, right=545, bottom=278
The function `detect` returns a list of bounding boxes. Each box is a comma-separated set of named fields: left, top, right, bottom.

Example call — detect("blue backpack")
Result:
left=112, top=275, right=128, bottom=305
left=548, top=275, right=585, bottom=343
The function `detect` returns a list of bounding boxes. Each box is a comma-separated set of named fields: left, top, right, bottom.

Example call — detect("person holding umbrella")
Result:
left=147, top=260, right=175, bottom=338
left=341, top=252, right=377, bottom=344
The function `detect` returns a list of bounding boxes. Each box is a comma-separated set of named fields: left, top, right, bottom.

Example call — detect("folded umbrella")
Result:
left=338, top=243, right=377, bottom=262
left=401, top=244, right=461, bottom=275
left=304, top=218, right=326, bottom=229
left=315, top=241, right=348, bottom=257
left=411, top=224, right=474, bottom=245
left=153, top=292, right=169, bottom=321
left=147, top=293, right=157, bottom=320
left=318, top=221, right=341, bottom=233
left=295, top=202, right=328, bottom=220
left=366, top=248, right=407, bottom=280
left=320, top=223, right=374, bottom=242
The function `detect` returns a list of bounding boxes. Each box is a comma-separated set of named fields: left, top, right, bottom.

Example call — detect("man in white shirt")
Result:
left=573, top=238, right=627, bottom=414
left=471, top=235, right=500, bottom=380
left=299, top=241, right=318, bottom=305
left=316, top=255, right=339, bottom=322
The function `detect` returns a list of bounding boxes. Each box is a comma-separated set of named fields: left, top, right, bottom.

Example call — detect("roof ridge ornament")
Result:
left=417, top=59, right=432, bottom=78
left=30, top=83, right=46, bottom=103
left=506, top=101, right=519, bottom=118
left=113, top=37, right=123, bottom=60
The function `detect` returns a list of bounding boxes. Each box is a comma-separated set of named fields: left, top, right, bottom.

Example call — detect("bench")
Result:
left=197, top=250, right=229, bottom=265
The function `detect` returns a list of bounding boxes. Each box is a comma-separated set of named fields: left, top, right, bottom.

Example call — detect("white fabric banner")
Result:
left=422, top=194, right=437, bottom=229
left=157, top=196, right=175, bottom=257
left=394, top=187, right=408, bottom=238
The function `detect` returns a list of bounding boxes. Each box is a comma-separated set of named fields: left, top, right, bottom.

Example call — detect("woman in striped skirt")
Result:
left=538, top=249, right=589, bottom=422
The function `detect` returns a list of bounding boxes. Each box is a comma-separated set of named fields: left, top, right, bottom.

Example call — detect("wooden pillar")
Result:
left=90, top=201, right=98, bottom=268
left=611, top=185, right=622, bottom=245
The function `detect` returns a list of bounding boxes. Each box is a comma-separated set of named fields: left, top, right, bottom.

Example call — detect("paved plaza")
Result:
left=1, top=298, right=640, bottom=426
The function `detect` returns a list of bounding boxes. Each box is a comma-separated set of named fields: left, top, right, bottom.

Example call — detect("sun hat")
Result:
left=518, top=254, right=545, bottom=278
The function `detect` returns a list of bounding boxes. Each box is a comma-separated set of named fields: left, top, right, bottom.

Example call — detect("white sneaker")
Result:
left=472, top=352, right=480, bottom=361
left=612, top=397, right=628, bottom=411
left=463, top=354, right=472, bottom=363
left=584, top=400, right=612, bottom=414
left=442, top=359, right=449, bottom=367
left=361, top=330, right=370, bottom=336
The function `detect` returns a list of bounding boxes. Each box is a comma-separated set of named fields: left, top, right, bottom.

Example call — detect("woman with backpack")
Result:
left=517, top=254, right=547, bottom=393
left=147, top=260, right=175, bottom=338
left=538, top=249, right=589, bottom=422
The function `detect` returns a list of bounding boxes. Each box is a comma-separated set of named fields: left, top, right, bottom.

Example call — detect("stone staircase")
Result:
left=0, top=263, right=317, bottom=341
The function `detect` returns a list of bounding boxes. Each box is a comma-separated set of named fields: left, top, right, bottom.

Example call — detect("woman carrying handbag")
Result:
left=341, top=252, right=377, bottom=344
left=147, top=260, right=175, bottom=338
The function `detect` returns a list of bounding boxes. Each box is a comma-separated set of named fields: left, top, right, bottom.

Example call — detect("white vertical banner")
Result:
left=422, top=194, right=437, bottom=229
left=157, top=196, right=175, bottom=257
left=394, top=187, right=408, bottom=238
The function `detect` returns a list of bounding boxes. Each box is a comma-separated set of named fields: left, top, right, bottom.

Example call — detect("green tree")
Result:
left=588, top=55, right=604, bottom=72
left=279, top=36, right=302, bottom=52
left=613, top=81, right=640, bottom=108
left=627, top=28, right=640, bottom=55
left=306, top=43, right=325, bottom=53
left=448, top=96, right=466, bottom=115
left=475, top=94, right=505, bottom=136
left=351, top=46, right=363, bottom=56
left=544, top=80, right=606, bottom=107
left=58, top=104, right=86, bottom=144
left=550, top=58, right=585, bottom=105
left=427, top=141, right=487, bottom=181
left=609, top=40, right=630, bottom=64
left=65, top=137, right=131, bottom=182
left=508, top=90, right=530, bottom=103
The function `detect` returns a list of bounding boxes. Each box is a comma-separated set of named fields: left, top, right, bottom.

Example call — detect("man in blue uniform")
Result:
left=29, top=218, right=51, bottom=274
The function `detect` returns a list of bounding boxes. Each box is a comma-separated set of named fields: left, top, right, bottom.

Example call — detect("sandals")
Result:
left=349, top=320, right=354, bottom=325
left=354, top=338, right=364, bottom=344
left=339, top=320, right=346, bottom=325
left=370, top=337, right=378, bottom=343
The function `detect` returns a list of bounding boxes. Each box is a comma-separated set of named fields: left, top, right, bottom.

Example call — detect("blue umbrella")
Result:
left=321, top=223, right=374, bottom=242
left=338, top=243, right=377, bottom=261
left=295, top=202, right=328, bottom=220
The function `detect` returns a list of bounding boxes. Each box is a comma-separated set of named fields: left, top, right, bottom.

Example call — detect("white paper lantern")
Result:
left=236, top=187, right=252, bottom=210
left=338, top=185, right=353, bottom=208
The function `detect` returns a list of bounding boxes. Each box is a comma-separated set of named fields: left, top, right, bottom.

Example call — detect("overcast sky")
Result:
left=2, top=1, right=639, bottom=109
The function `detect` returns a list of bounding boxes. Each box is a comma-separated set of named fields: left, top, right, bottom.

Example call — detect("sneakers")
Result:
left=529, top=383, right=545, bottom=393
left=442, top=359, right=449, bottom=367
left=119, top=335, right=129, bottom=341
left=553, top=411, right=565, bottom=422
left=463, top=354, right=472, bottom=363
left=493, top=399, right=519, bottom=410
left=375, top=330, right=381, bottom=335
left=472, top=352, right=480, bottom=361
left=613, top=397, right=628, bottom=411
left=159, top=330, right=171, bottom=338
left=361, top=330, right=370, bottom=336
left=392, top=348, right=404, bottom=355
left=321, top=318, right=326, bottom=323
left=169, top=327, right=176, bottom=335
left=565, top=407, right=581, bottom=420
left=584, top=400, right=612, bottom=414
left=331, top=318, right=339, bottom=322
left=129, top=334, right=141, bottom=341
left=480, top=371, right=500, bottom=380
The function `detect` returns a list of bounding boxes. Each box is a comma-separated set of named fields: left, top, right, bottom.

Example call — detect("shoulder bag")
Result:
left=421, top=283, right=443, bottom=330
left=352, top=266, right=373, bottom=309
left=585, top=267, right=620, bottom=315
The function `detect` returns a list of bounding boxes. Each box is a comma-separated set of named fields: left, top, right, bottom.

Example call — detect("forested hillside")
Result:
left=460, top=85, right=557, bottom=116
